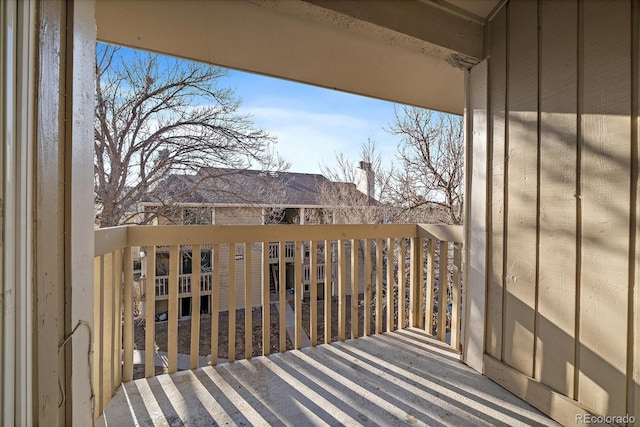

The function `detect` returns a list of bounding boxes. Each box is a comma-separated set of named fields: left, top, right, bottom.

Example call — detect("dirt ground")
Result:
left=131, top=293, right=442, bottom=379
left=134, top=294, right=387, bottom=379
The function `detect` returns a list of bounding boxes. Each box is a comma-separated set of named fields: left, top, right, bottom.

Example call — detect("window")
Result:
left=133, top=259, right=142, bottom=281
left=182, top=207, right=212, bottom=225
left=180, top=297, right=192, bottom=318
left=143, top=207, right=158, bottom=223
left=156, top=252, right=170, bottom=276
left=180, top=249, right=212, bottom=274
left=200, top=295, right=211, bottom=315
left=304, top=208, right=333, bottom=224
left=263, top=207, right=300, bottom=224
left=156, top=249, right=211, bottom=276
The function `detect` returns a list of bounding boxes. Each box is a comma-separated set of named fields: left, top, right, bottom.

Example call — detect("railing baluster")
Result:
left=416, top=238, right=425, bottom=329
left=211, top=243, right=220, bottom=365
left=92, top=223, right=465, bottom=423
left=398, top=238, right=406, bottom=330
left=94, top=223, right=464, bottom=387
left=363, top=239, right=371, bottom=337
left=324, top=240, right=332, bottom=344
left=386, top=238, right=395, bottom=333
left=409, top=238, right=417, bottom=328
left=438, top=240, right=449, bottom=343
left=93, top=256, right=103, bottom=415
left=351, top=239, right=359, bottom=339
left=244, top=243, right=252, bottom=359
left=168, top=245, right=179, bottom=373
left=145, top=246, right=156, bottom=377
left=310, top=240, right=318, bottom=346
left=190, top=245, right=201, bottom=369
left=228, top=243, right=236, bottom=362
left=338, top=239, right=346, bottom=341
left=262, top=242, right=270, bottom=355
left=375, top=238, right=383, bottom=335
left=451, top=242, right=462, bottom=350
left=113, top=249, right=123, bottom=389
left=425, top=240, right=435, bottom=335
left=279, top=241, right=286, bottom=352
left=101, top=252, right=114, bottom=409
left=294, top=241, right=303, bottom=349
left=102, top=252, right=115, bottom=408
left=411, top=237, right=427, bottom=328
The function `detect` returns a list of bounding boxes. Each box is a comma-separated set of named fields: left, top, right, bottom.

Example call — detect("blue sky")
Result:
left=223, top=70, right=401, bottom=174
left=98, top=42, right=404, bottom=176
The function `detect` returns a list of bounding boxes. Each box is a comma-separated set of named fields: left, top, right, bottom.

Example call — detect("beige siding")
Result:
left=175, top=206, right=263, bottom=313
left=579, top=3, right=631, bottom=416
left=486, top=5, right=506, bottom=360
left=214, top=207, right=263, bottom=225
left=216, top=243, right=262, bottom=312
left=479, top=0, right=638, bottom=420
left=342, top=241, right=366, bottom=295
left=504, top=0, right=538, bottom=377
left=536, top=0, right=577, bottom=399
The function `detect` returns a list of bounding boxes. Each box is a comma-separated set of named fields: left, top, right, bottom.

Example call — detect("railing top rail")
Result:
left=94, top=225, right=129, bottom=256
left=417, top=224, right=464, bottom=243
left=93, top=223, right=464, bottom=257
left=125, top=223, right=419, bottom=247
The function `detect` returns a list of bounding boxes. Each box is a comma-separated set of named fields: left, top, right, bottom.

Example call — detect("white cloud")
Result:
left=244, top=106, right=369, bottom=130
left=241, top=105, right=399, bottom=174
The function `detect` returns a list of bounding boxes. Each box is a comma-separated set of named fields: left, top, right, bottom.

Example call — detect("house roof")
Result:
left=141, top=167, right=376, bottom=207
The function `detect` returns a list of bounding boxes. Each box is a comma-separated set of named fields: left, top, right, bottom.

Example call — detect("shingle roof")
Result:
left=141, top=167, right=375, bottom=206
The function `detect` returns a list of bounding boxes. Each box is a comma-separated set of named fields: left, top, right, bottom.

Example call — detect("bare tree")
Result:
left=320, top=139, right=393, bottom=202
left=94, top=44, right=283, bottom=227
left=318, top=139, right=402, bottom=224
left=388, top=107, right=464, bottom=225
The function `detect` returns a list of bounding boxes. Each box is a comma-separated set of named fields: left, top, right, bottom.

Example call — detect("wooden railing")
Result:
left=92, top=223, right=463, bottom=420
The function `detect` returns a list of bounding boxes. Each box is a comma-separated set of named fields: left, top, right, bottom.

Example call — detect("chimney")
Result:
left=355, top=161, right=375, bottom=199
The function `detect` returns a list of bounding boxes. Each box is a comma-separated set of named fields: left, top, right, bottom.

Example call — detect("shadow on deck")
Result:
left=97, top=328, right=557, bottom=426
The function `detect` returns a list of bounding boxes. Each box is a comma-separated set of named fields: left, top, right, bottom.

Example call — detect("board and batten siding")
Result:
left=471, top=0, right=639, bottom=422
left=214, top=207, right=263, bottom=225
left=216, top=243, right=262, bottom=312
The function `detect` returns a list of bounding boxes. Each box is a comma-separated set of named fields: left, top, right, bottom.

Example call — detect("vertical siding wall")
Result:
left=482, top=0, right=639, bottom=419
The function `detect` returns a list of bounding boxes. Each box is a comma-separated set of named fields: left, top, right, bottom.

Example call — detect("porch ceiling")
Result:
left=95, top=0, right=494, bottom=115
left=96, top=328, right=556, bottom=426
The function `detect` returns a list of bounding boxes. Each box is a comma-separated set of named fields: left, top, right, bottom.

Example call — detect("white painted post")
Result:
left=66, top=1, right=97, bottom=423
left=463, top=60, right=488, bottom=373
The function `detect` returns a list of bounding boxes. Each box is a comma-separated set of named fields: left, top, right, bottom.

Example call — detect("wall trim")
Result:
left=484, top=355, right=596, bottom=427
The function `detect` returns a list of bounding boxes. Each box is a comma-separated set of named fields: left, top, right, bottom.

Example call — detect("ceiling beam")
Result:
left=302, top=0, right=483, bottom=59
left=96, top=0, right=479, bottom=114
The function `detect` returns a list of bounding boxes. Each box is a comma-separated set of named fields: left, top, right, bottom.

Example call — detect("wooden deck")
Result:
left=97, top=329, right=557, bottom=426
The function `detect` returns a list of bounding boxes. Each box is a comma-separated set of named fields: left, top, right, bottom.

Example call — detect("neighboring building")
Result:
left=137, top=165, right=377, bottom=317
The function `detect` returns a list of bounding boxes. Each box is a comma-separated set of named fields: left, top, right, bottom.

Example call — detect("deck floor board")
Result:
left=98, top=328, right=557, bottom=426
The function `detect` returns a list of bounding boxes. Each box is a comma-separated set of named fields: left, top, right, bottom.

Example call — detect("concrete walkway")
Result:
left=99, top=328, right=557, bottom=427
left=274, top=300, right=311, bottom=348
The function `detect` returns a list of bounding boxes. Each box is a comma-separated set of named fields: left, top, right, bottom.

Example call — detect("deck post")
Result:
left=464, top=60, right=488, bottom=373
